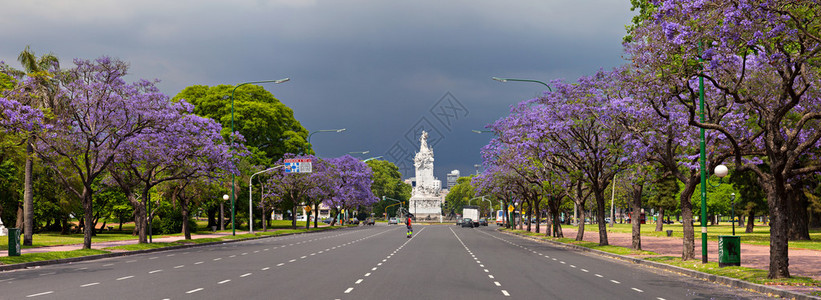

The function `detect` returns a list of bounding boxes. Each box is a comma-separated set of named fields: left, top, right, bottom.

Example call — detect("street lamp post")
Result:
left=731, top=193, right=736, bottom=236
left=492, top=77, right=553, bottom=92
left=249, top=166, right=285, bottom=234
left=307, top=128, right=346, bottom=144
left=222, top=194, right=229, bottom=231
left=701, top=164, right=730, bottom=262
left=229, top=78, right=290, bottom=236
left=611, top=174, right=616, bottom=227
left=361, top=156, right=383, bottom=162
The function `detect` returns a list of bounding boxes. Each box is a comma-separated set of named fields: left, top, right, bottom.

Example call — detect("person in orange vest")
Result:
left=406, top=215, right=413, bottom=238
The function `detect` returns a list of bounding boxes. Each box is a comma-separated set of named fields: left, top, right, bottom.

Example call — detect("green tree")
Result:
left=173, top=84, right=311, bottom=166
left=366, top=159, right=411, bottom=219
left=646, top=174, right=679, bottom=231
left=444, top=176, right=476, bottom=217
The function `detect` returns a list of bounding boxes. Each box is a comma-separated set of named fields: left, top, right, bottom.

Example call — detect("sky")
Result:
left=0, top=0, right=636, bottom=182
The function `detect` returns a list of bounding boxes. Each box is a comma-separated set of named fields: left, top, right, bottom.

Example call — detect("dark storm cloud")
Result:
left=1, top=0, right=635, bottom=181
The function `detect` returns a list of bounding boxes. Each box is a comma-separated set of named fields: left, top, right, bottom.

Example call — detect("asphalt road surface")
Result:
left=1, top=224, right=772, bottom=299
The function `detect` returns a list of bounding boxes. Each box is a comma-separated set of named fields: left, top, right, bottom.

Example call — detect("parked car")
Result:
left=322, top=217, right=335, bottom=224
left=478, top=218, right=488, bottom=226
left=349, top=218, right=360, bottom=225
left=456, top=218, right=464, bottom=226
left=462, top=218, right=474, bottom=228
left=388, top=217, right=398, bottom=225
left=365, top=218, right=375, bottom=225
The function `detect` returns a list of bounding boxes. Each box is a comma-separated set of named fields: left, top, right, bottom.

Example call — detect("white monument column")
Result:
left=408, top=131, right=443, bottom=220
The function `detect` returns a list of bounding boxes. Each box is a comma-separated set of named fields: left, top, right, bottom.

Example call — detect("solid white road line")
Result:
left=26, top=291, right=53, bottom=297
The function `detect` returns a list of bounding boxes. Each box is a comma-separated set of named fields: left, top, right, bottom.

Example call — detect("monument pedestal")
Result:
left=408, top=197, right=442, bottom=221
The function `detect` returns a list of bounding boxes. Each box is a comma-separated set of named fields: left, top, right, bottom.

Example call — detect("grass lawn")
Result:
left=565, top=223, right=821, bottom=251
left=0, top=249, right=110, bottom=265
left=0, top=224, right=344, bottom=266
left=0, top=220, right=334, bottom=251
left=504, top=227, right=821, bottom=292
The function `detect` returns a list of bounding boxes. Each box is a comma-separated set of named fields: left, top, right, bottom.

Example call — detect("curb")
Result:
left=500, top=229, right=820, bottom=300
left=0, top=227, right=342, bottom=272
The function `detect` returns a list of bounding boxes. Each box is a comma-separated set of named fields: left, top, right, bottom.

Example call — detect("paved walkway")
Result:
left=521, top=224, right=821, bottom=295
left=0, top=230, right=271, bottom=256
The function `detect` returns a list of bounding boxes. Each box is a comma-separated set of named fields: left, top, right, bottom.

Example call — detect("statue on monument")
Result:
left=409, top=130, right=443, bottom=220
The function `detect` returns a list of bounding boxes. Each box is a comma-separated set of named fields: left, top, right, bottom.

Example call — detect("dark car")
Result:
left=456, top=218, right=464, bottom=226
left=462, top=218, right=474, bottom=228
left=478, top=218, right=488, bottom=226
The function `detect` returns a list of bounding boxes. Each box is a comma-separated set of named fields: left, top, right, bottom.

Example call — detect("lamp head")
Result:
left=274, top=78, right=290, bottom=84
left=223, top=194, right=230, bottom=201
left=492, top=77, right=508, bottom=82
left=337, top=128, right=346, bottom=132
left=714, top=164, right=729, bottom=178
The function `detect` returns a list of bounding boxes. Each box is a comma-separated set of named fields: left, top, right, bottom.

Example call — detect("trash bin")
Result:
left=718, top=235, right=740, bottom=267
left=8, top=228, right=21, bottom=256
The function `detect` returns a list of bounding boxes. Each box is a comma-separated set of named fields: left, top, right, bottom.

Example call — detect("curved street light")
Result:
left=229, top=78, right=290, bottom=236
left=307, top=128, right=346, bottom=143
left=249, top=166, right=285, bottom=234
left=492, top=77, right=553, bottom=92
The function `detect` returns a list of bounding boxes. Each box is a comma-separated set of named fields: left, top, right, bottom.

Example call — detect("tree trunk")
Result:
left=766, top=185, right=790, bottom=278
left=576, top=207, right=586, bottom=241
left=23, top=138, right=34, bottom=246
left=525, top=202, right=532, bottom=232
left=787, top=188, right=810, bottom=240
left=593, top=187, right=609, bottom=246
left=655, top=208, right=664, bottom=231
left=181, top=195, right=191, bottom=240
left=535, top=204, right=541, bottom=234
left=82, top=187, right=94, bottom=249
left=738, top=210, right=745, bottom=227
left=679, top=178, right=698, bottom=260
left=15, top=201, right=23, bottom=229
left=60, top=214, right=70, bottom=235
left=746, top=211, right=755, bottom=233
left=630, top=185, right=643, bottom=251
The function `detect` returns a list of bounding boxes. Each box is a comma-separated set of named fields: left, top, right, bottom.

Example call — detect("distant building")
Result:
left=447, top=170, right=460, bottom=189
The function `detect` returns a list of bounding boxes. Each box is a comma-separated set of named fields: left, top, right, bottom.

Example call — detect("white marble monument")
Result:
left=0, top=216, right=6, bottom=236
left=408, top=131, right=442, bottom=220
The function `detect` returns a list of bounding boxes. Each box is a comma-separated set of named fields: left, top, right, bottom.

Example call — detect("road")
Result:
left=1, top=224, right=771, bottom=299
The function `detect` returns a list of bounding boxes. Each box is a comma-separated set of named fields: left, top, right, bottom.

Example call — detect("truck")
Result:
left=463, top=206, right=480, bottom=227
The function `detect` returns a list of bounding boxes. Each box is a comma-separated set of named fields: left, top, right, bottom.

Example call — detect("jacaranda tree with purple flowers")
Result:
left=629, top=0, right=821, bottom=278
left=107, top=104, right=236, bottom=242
left=34, top=57, right=179, bottom=249
left=325, top=155, right=377, bottom=225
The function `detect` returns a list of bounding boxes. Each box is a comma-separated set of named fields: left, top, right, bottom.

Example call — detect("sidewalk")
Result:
left=0, top=230, right=262, bottom=256
left=524, top=224, right=821, bottom=295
